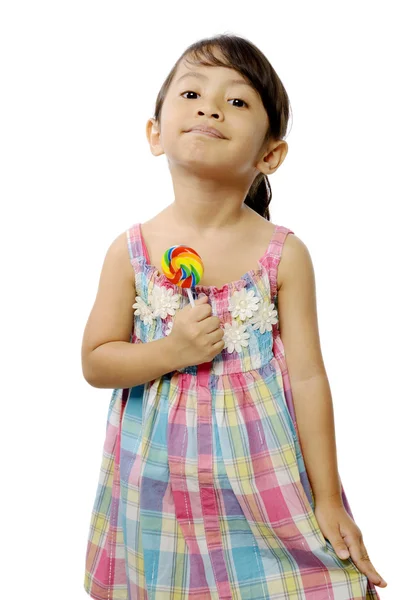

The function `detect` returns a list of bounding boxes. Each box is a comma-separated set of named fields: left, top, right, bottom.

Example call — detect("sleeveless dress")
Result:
left=83, top=222, right=380, bottom=600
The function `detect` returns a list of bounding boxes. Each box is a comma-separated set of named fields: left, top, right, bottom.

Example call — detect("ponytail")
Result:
left=244, top=172, right=272, bottom=220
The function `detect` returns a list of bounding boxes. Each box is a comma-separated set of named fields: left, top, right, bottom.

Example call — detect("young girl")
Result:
left=82, top=34, right=386, bottom=599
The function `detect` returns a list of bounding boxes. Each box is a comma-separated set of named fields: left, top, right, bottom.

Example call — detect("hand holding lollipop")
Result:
left=161, top=245, right=204, bottom=307
left=161, top=245, right=225, bottom=365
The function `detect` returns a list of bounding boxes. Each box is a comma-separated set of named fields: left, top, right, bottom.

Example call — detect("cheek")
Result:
left=159, top=124, right=185, bottom=153
left=158, top=107, right=186, bottom=141
left=160, top=99, right=185, bottom=125
left=240, top=129, right=266, bottom=159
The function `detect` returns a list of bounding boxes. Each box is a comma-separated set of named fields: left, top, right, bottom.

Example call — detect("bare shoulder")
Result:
left=246, top=214, right=311, bottom=292
left=103, top=229, right=136, bottom=289
left=277, top=231, right=314, bottom=291
left=275, top=231, right=325, bottom=383
left=81, top=229, right=136, bottom=381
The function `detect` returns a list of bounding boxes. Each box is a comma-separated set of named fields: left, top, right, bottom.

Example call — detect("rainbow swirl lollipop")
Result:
left=161, top=245, right=204, bottom=306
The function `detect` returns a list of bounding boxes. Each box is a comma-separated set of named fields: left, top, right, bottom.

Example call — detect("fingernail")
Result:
left=198, top=293, right=207, bottom=299
left=339, top=550, right=349, bottom=559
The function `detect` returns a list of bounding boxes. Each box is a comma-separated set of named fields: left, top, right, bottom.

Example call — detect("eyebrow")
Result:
left=176, top=71, right=254, bottom=90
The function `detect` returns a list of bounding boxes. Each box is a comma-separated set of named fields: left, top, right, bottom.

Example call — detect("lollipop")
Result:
left=161, top=245, right=204, bottom=307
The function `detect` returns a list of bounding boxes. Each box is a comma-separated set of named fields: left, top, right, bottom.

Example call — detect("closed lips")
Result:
left=186, top=126, right=226, bottom=139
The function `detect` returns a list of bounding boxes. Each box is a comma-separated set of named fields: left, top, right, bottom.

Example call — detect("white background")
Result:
left=1, top=1, right=398, bottom=598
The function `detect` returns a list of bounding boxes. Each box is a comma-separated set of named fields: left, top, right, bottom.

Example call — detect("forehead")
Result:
left=173, top=58, right=253, bottom=90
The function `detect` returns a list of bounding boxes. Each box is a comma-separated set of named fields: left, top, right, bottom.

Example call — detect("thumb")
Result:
left=331, top=538, right=350, bottom=559
left=194, top=293, right=209, bottom=304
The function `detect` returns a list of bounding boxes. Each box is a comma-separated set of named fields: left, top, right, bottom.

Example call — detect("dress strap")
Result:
left=260, top=224, right=294, bottom=302
left=126, top=222, right=150, bottom=263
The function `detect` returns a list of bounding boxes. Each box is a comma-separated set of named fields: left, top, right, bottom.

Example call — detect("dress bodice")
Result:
left=126, top=222, right=293, bottom=376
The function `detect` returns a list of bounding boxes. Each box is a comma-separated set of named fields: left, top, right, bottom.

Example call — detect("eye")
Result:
left=181, top=91, right=248, bottom=108
left=181, top=91, right=199, bottom=100
left=227, top=98, right=248, bottom=108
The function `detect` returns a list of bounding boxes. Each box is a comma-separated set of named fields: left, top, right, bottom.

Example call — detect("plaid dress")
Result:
left=83, top=222, right=380, bottom=600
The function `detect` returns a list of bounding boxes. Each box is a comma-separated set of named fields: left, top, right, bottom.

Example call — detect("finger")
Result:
left=211, top=339, right=225, bottom=353
left=348, top=539, right=387, bottom=588
left=207, top=327, right=225, bottom=345
left=194, top=294, right=209, bottom=305
left=201, top=316, right=222, bottom=333
left=332, top=537, right=350, bottom=560
left=193, top=304, right=213, bottom=322
left=358, top=539, right=387, bottom=587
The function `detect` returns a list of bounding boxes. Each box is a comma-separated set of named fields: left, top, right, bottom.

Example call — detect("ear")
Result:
left=146, top=118, right=164, bottom=157
left=255, top=139, right=289, bottom=176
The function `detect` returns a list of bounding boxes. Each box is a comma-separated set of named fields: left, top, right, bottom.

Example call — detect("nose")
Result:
left=194, top=92, right=223, bottom=119
left=198, top=109, right=220, bottom=119
left=197, top=98, right=221, bottom=120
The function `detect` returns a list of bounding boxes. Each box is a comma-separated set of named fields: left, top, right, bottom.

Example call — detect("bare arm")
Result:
left=81, top=232, right=185, bottom=389
left=86, top=338, right=187, bottom=389
left=277, top=234, right=342, bottom=504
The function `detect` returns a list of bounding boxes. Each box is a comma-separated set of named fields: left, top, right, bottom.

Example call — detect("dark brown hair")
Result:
left=152, top=33, right=292, bottom=221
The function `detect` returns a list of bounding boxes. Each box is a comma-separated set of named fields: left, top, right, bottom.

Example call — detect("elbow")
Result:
left=83, top=374, right=100, bottom=388
left=82, top=351, right=99, bottom=388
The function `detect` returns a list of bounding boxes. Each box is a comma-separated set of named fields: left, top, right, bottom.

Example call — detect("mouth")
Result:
left=185, top=127, right=227, bottom=139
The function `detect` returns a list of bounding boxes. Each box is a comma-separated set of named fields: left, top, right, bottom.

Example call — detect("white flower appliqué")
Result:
left=165, top=320, right=173, bottom=336
left=249, top=299, right=278, bottom=334
left=222, top=321, right=251, bottom=354
left=132, top=286, right=181, bottom=326
left=132, top=296, right=154, bottom=326
left=150, top=286, right=181, bottom=319
left=228, top=288, right=261, bottom=321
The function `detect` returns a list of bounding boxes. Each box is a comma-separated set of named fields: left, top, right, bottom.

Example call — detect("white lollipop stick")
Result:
left=186, top=288, right=195, bottom=308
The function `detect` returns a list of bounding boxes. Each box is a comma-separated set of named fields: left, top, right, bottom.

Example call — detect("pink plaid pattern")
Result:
left=83, top=222, right=380, bottom=599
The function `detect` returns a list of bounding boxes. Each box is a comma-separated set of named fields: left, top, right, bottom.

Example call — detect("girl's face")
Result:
left=148, top=54, right=271, bottom=182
